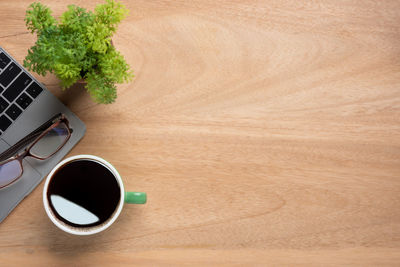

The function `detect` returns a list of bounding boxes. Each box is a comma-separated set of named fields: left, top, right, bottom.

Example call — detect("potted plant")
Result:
left=23, top=0, right=133, bottom=104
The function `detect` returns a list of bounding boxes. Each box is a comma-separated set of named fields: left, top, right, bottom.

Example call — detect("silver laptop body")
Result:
left=0, top=46, right=86, bottom=223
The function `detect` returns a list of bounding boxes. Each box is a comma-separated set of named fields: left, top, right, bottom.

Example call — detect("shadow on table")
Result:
left=41, top=203, right=145, bottom=256
left=50, top=82, right=97, bottom=113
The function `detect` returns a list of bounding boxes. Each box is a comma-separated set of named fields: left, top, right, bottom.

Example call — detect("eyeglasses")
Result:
left=0, top=113, right=72, bottom=189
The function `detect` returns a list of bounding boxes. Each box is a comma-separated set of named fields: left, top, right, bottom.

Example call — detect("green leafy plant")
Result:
left=24, top=0, right=133, bottom=104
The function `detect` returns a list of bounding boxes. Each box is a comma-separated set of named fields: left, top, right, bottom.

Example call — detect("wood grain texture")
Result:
left=1, top=0, right=400, bottom=265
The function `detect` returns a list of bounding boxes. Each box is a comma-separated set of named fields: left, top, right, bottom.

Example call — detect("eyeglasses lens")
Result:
left=30, top=122, right=70, bottom=159
left=0, top=159, right=22, bottom=188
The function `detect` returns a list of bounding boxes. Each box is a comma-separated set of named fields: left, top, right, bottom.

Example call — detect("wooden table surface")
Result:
left=1, top=0, right=400, bottom=266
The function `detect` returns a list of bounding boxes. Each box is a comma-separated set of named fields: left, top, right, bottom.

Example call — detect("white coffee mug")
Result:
left=43, top=154, right=146, bottom=235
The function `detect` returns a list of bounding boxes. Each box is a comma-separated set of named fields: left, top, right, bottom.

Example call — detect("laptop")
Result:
left=0, top=46, right=86, bottom=223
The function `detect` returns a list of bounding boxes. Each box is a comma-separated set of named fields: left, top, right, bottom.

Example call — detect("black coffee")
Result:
left=47, top=159, right=121, bottom=228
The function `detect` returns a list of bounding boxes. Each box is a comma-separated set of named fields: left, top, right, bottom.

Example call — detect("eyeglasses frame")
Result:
left=0, top=114, right=72, bottom=189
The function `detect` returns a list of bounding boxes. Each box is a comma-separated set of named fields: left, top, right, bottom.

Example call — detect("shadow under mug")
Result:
left=43, top=154, right=146, bottom=235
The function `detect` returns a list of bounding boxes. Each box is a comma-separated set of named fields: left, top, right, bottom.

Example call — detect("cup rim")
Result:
left=42, top=154, right=125, bottom=235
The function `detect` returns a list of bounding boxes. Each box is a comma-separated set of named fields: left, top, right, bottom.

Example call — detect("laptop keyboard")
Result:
left=0, top=50, right=43, bottom=133
left=0, top=53, right=11, bottom=69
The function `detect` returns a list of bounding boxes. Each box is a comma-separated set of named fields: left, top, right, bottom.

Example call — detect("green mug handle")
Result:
left=125, top=192, right=147, bottom=204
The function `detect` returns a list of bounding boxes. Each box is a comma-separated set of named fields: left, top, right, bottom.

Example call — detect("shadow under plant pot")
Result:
left=57, top=82, right=92, bottom=109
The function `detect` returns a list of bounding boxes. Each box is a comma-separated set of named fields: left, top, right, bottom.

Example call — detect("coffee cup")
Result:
left=43, top=154, right=146, bottom=235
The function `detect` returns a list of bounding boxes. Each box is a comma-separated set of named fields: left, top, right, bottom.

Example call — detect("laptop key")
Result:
left=3, top=72, right=32, bottom=102
left=0, top=62, right=21, bottom=87
left=0, top=115, right=12, bottom=132
left=16, top=92, right=33, bottom=110
left=0, top=53, right=11, bottom=69
left=5, top=104, right=22, bottom=121
left=0, top=96, right=9, bottom=113
left=26, top=82, right=43, bottom=98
